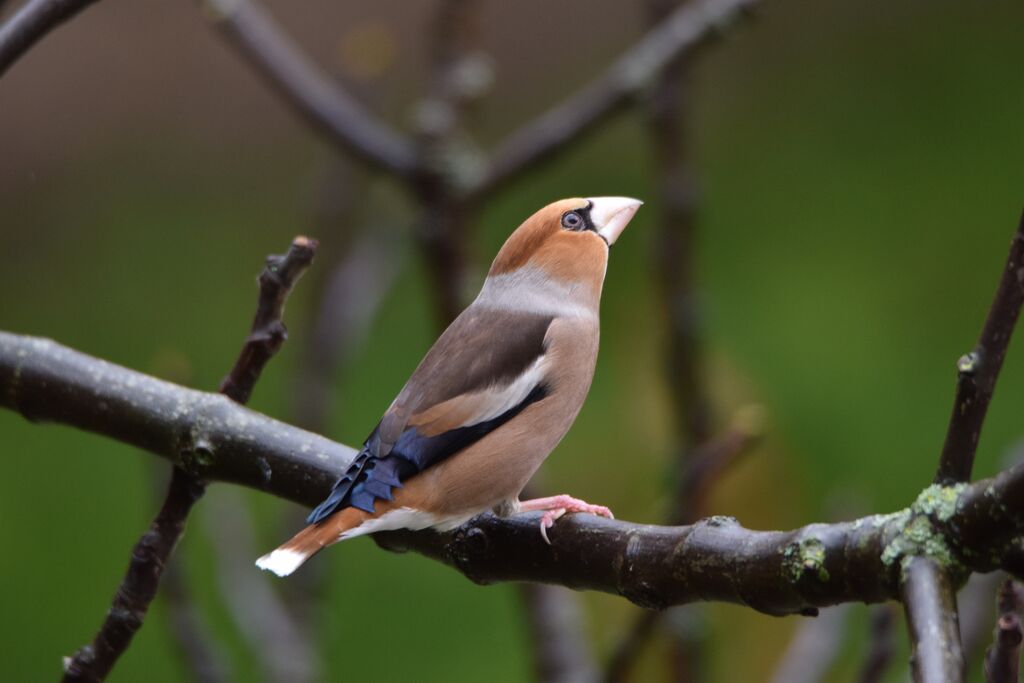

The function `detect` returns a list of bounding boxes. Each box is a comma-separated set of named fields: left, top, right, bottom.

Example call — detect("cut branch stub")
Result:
left=219, top=236, right=317, bottom=403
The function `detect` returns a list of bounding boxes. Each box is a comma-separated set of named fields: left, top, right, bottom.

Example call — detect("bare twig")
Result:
left=603, top=611, right=659, bottom=683
left=769, top=605, right=852, bottom=683
left=673, top=408, right=763, bottom=524
left=958, top=572, right=1005, bottom=672
left=62, top=468, right=206, bottom=683
left=205, top=489, right=321, bottom=683
left=901, top=557, right=964, bottom=683
left=469, top=0, right=757, bottom=198
left=201, top=0, right=417, bottom=176
left=220, top=235, right=318, bottom=403
left=160, top=561, right=230, bottom=683
left=60, top=237, right=317, bottom=681
left=518, top=583, right=598, bottom=683
left=984, top=579, right=1024, bottom=683
left=292, top=220, right=403, bottom=432
left=935, top=210, right=1024, bottom=484
left=856, top=605, right=896, bottom=683
left=0, top=0, right=99, bottom=77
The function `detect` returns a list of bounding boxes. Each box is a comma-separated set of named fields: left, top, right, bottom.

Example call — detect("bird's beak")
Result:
left=587, top=197, right=643, bottom=245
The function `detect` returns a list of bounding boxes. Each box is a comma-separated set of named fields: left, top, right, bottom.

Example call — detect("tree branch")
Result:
left=5, top=331, right=1024, bottom=615
left=3, top=330, right=1024, bottom=615
left=935, top=210, right=1024, bottom=484
left=901, top=557, right=964, bottom=683
left=61, top=468, right=206, bottom=682
left=984, top=579, right=1023, bottom=683
left=200, top=0, right=418, bottom=177
left=467, top=0, right=757, bottom=198
left=857, top=605, right=896, bottom=683
left=219, top=235, right=318, bottom=403
left=769, top=605, right=851, bottom=683
left=59, top=236, right=317, bottom=681
left=518, top=583, right=598, bottom=683
left=0, top=0, right=99, bottom=77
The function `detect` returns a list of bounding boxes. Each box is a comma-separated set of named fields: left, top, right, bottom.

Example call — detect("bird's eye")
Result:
left=561, top=211, right=583, bottom=230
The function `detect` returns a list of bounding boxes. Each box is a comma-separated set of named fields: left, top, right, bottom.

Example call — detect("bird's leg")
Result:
left=517, top=494, right=615, bottom=544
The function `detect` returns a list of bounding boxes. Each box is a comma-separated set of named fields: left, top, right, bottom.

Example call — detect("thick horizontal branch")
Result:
left=201, top=0, right=418, bottom=177
left=0, top=0, right=99, bottom=77
left=0, top=332, right=357, bottom=506
left=468, top=0, right=756, bottom=197
left=4, top=331, right=1024, bottom=614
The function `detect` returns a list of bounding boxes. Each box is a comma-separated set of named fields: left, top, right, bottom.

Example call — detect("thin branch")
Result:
left=60, top=237, right=317, bottom=681
left=468, top=0, right=757, bottom=198
left=205, top=489, right=321, bottom=683
left=0, top=0, right=99, bottom=77
left=200, top=0, right=417, bottom=177
left=518, top=583, right=598, bottom=683
left=411, top=0, right=485, bottom=327
left=220, top=235, right=318, bottom=403
left=984, top=579, right=1024, bottom=683
left=62, top=468, right=206, bottom=683
left=6, top=332, right=1024, bottom=611
left=935, top=210, right=1024, bottom=483
left=958, top=571, right=1005, bottom=672
left=856, top=605, right=896, bottom=683
left=603, top=611, right=660, bottom=683
left=901, top=557, right=965, bottom=683
left=160, top=561, right=230, bottom=683
left=769, top=605, right=852, bottom=683
left=673, top=409, right=763, bottom=524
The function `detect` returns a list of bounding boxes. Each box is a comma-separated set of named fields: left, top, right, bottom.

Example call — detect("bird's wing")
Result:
left=306, top=307, right=554, bottom=522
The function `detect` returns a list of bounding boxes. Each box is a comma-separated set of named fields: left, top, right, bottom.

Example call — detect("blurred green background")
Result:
left=2, top=0, right=1023, bottom=680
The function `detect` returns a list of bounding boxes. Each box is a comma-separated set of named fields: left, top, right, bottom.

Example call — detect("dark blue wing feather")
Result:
left=307, top=383, right=549, bottom=520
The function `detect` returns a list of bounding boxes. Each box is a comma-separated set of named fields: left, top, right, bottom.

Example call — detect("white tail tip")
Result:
left=255, top=548, right=309, bottom=577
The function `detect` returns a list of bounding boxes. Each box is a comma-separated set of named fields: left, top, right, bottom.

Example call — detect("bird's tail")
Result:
left=256, top=506, right=369, bottom=577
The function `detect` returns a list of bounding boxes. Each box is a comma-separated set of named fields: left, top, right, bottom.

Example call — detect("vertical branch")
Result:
left=160, top=561, right=230, bottom=683
left=205, top=489, right=321, bottom=683
left=62, top=469, right=206, bottom=683
left=769, top=605, right=851, bottom=683
left=519, top=583, right=598, bottom=683
left=857, top=605, right=896, bottom=683
left=901, top=557, right=965, bottom=683
left=61, top=237, right=318, bottom=682
left=412, top=0, right=487, bottom=327
left=984, top=579, right=1024, bottom=683
left=935, top=211, right=1024, bottom=484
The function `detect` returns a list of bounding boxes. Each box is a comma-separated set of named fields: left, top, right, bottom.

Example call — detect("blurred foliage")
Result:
left=1, top=0, right=1023, bottom=681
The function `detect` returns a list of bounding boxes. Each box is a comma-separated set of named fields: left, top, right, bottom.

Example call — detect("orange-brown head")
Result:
left=478, top=197, right=641, bottom=317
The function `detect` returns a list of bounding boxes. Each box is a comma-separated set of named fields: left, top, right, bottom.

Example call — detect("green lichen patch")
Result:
left=914, top=483, right=967, bottom=522
left=783, top=537, right=830, bottom=584
left=881, top=513, right=958, bottom=571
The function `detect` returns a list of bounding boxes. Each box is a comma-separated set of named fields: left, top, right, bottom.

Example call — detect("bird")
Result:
left=256, top=196, right=642, bottom=577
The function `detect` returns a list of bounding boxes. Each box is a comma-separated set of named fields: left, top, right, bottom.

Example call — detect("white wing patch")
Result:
left=463, top=354, right=549, bottom=426
left=411, top=354, right=550, bottom=434
left=338, top=507, right=475, bottom=540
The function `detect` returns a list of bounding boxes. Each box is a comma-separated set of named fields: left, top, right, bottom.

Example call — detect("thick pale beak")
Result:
left=587, top=196, right=643, bottom=245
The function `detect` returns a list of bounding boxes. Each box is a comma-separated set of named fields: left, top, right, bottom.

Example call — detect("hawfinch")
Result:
left=257, top=196, right=642, bottom=576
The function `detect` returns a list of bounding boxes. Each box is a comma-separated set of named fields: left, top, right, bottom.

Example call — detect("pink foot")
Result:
left=518, top=494, right=614, bottom=545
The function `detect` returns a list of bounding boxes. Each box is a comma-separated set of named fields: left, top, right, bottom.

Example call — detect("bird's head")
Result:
left=483, top=197, right=642, bottom=314
left=487, top=194, right=638, bottom=290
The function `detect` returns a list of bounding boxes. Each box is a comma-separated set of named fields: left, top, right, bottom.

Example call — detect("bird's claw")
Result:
left=520, top=494, right=614, bottom=544
left=539, top=508, right=567, bottom=545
